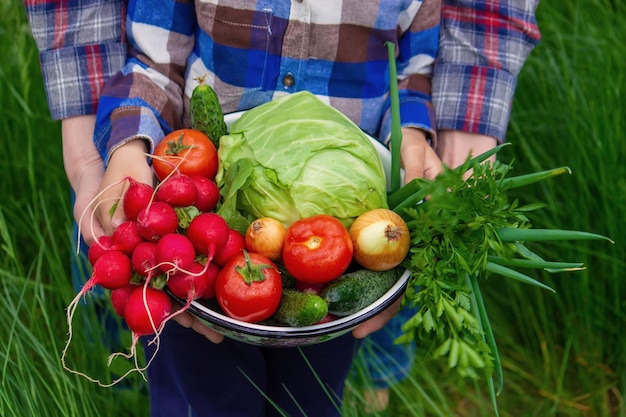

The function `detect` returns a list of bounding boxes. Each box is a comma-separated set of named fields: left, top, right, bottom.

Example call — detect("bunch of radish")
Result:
left=61, top=127, right=411, bottom=385
left=62, top=129, right=248, bottom=384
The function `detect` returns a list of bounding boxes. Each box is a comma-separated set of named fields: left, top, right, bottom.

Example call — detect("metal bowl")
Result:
left=171, top=111, right=408, bottom=347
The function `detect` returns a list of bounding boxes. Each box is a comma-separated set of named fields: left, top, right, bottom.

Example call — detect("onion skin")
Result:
left=245, top=217, right=286, bottom=261
left=349, top=208, right=410, bottom=271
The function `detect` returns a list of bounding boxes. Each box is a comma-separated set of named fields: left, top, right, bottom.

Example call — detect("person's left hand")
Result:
left=351, top=127, right=441, bottom=338
left=436, top=130, right=497, bottom=174
left=352, top=297, right=403, bottom=338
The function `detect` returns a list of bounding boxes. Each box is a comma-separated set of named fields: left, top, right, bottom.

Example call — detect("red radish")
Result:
left=111, top=220, right=145, bottom=255
left=186, top=212, right=229, bottom=259
left=137, top=201, right=179, bottom=241
left=131, top=241, right=159, bottom=277
left=91, top=251, right=133, bottom=290
left=191, top=176, right=220, bottom=212
left=110, top=283, right=139, bottom=318
left=123, top=180, right=155, bottom=220
left=167, top=261, right=209, bottom=302
left=199, top=262, right=221, bottom=299
left=156, top=174, right=197, bottom=207
left=88, top=235, right=115, bottom=266
left=213, top=229, right=246, bottom=266
left=62, top=250, right=134, bottom=374
left=124, top=285, right=172, bottom=336
left=155, top=233, right=196, bottom=275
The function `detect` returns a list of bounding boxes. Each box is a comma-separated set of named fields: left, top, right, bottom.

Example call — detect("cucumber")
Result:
left=189, top=74, right=227, bottom=147
left=273, top=289, right=328, bottom=327
left=321, top=268, right=401, bottom=316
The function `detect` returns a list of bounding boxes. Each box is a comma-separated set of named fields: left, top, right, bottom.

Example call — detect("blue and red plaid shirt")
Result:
left=25, top=0, right=540, bottom=162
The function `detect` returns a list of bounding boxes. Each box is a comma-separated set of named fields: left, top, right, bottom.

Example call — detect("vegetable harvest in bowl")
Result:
left=170, top=91, right=413, bottom=347
left=61, top=89, right=612, bottom=405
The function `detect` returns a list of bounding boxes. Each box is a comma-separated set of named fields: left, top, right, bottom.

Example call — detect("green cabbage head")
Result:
left=215, top=92, right=388, bottom=232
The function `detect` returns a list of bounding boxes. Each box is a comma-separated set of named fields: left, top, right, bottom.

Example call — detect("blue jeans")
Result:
left=142, top=323, right=360, bottom=417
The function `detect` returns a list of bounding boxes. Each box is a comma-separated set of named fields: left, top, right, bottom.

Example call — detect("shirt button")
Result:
left=282, top=73, right=295, bottom=87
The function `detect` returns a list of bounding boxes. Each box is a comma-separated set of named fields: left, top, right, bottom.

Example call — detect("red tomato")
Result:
left=215, top=251, right=282, bottom=323
left=153, top=129, right=218, bottom=181
left=282, top=214, right=353, bottom=284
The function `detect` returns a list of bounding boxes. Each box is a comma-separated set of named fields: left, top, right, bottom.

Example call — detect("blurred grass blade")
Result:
left=487, top=255, right=585, bottom=272
left=497, top=228, right=614, bottom=243
left=467, top=273, right=503, bottom=408
left=486, top=262, right=556, bottom=293
left=497, top=166, right=571, bottom=190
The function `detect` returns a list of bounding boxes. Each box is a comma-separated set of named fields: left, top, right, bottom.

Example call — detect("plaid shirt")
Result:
left=25, top=0, right=540, bottom=160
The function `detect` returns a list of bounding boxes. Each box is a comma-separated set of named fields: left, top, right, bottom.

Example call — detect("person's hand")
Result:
left=171, top=309, right=225, bottom=344
left=351, top=297, right=402, bottom=339
left=61, top=116, right=107, bottom=246
left=94, top=138, right=227, bottom=344
left=399, top=127, right=443, bottom=184
left=436, top=130, right=498, bottom=172
left=94, top=139, right=154, bottom=238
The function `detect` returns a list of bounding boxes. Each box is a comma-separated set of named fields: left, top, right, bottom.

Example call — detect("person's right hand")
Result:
left=62, top=116, right=107, bottom=246
left=94, top=139, right=154, bottom=237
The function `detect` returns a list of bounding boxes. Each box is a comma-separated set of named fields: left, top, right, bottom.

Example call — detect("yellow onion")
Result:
left=349, top=208, right=410, bottom=271
left=245, top=217, right=286, bottom=261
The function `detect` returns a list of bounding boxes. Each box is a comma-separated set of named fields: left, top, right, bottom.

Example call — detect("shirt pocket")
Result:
left=196, top=2, right=276, bottom=97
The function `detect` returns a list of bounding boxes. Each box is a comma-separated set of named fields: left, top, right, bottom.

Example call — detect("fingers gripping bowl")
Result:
left=169, top=109, right=410, bottom=348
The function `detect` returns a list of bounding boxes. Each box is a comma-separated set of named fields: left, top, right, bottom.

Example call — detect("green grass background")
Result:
left=1, top=0, right=623, bottom=416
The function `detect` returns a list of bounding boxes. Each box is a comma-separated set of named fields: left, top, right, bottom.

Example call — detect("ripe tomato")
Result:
left=282, top=214, right=353, bottom=284
left=215, top=251, right=282, bottom=323
left=153, top=129, right=218, bottom=181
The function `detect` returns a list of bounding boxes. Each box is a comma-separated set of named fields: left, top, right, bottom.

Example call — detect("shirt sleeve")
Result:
left=24, top=0, right=127, bottom=120
left=94, top=0, right=196, bottom=164
left=432, top=0, right=541, bottom=141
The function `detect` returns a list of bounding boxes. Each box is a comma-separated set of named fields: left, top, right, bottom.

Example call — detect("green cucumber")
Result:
left=321, top=268, right=401, bottom=316
left=274, top=289, right=328, bottom=327
left=189, top=74, right=227, bottom=147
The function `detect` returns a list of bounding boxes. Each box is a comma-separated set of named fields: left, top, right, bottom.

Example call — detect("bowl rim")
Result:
left=177, top=268, right=410, bottom=337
